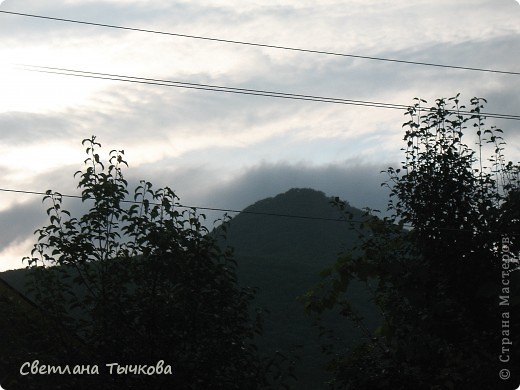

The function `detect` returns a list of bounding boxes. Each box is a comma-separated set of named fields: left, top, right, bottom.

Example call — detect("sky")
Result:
left=0, top=0, right=519, bottom=271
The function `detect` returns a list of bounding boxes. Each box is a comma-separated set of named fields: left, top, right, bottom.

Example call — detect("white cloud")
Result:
left=1, top=0, right=519, bottom=269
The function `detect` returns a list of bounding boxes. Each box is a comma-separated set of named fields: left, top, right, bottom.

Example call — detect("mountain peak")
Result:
left=224, top=188, right=364, bottom=260
left=241, top=187, right=353, bottom=218
left=221, top=188, right=375, bottom=389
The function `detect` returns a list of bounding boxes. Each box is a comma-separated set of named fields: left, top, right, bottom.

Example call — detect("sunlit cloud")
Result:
left=1, top=0, right=519, bottom=270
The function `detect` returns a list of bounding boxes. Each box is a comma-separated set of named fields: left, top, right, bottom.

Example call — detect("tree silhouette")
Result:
left=305, top=96, right=520, bottom=389
left=20, top=136, right=270, bottom=389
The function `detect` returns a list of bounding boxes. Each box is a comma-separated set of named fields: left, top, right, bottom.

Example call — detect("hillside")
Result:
left=221, top=188, right=380, bottom=389
left=0, top=188, right=380, bottom=389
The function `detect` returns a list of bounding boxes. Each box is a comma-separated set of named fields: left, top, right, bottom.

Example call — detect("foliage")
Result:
left=305, top=96, right=520, bottom=389
left=21, top=136, right=270, bottom=389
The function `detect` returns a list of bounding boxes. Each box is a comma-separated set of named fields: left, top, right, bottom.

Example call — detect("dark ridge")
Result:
left=220, top=188, right=379, bottom=390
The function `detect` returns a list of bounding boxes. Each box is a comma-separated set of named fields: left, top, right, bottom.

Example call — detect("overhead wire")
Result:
left=1, top=11, right=519, bottom=237
left=0, top=187, right=362, bottom=223
left=18, top=65, right=520, bottom=121
left=0, top=187, right=518, bottom=237
left=1, top=10, right=519, bottom=77
left=18, top=64, right=409, bottom=110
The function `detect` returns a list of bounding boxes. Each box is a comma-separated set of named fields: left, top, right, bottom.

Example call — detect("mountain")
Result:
left=221, top=188, right=380, bottom=389
left=0, top=188, right=379, bottom=389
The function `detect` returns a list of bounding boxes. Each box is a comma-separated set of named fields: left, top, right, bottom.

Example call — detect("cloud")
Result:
left=0, top=112, right=78, bottom=145
left=0, top=199, right=49, bottom=270
left=162, top=160, right=395, bottom=214
left=0, top=200, right=47, bottom=250
left=1, top=0, right=519, bottom=271
left=0, top=157, right=394, bottom=271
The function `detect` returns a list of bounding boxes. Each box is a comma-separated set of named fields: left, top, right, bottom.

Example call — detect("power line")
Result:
left=18, top=64, right=409, bottom=110
left=2, top=10, right=519, bottom=77
left=19, top=65, right=520, bottom=121
left=0, top=187, right=518, bottom=237
left=0, top=188, right=353, bottom=223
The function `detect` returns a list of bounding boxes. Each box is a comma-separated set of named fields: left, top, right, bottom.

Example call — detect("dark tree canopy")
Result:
left=305, top=96, right=520, bottom=389
left=13, top=136, right=272, bottom=390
